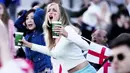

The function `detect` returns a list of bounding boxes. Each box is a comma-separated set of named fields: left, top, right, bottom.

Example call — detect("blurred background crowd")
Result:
left=1, top=0, right=130, bottom=43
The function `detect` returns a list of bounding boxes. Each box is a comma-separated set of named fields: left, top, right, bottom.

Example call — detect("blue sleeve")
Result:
left=41, top=34, right=46, bottom=46
left=14, top=10, right=27, bottom=32
left=34, top=8, right=45, bottom=32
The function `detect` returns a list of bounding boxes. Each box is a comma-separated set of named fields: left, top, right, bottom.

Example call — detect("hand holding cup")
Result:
left=52, top=21, right=68, bottom=38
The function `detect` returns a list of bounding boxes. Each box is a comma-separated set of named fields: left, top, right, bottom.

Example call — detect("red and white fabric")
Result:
left=97, top=61, right=114, bottom=73
left=87, top=42, right=111, bottom=65
left=51, top=57, right=68, bottom=73
left=0, top=58, right=33, bottom=73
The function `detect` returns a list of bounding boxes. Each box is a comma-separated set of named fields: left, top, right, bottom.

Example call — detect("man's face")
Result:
left=110, top=45, right=130, bottom=73
left=91, top=30, right=107, bottom=45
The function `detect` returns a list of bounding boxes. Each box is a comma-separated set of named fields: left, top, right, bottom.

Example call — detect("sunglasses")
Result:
left=108, top=53, right=125, bottom=62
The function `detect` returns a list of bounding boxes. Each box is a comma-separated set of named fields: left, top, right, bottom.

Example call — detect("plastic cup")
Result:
left=51, top=21, right=62, bottom=38
left=15, top=32, right=23, bottom=46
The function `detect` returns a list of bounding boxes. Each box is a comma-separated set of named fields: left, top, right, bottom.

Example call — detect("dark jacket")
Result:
left=14, top=10, right=27, bottom=34
left=14, top=8, right=52, bottom=73
left=108, top=23, right=130, bottom=43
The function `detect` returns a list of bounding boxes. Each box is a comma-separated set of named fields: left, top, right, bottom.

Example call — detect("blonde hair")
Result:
left=43, top=3, right=70, bottom=49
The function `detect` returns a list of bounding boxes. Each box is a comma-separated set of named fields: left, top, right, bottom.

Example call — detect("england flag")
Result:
left=51, top=57, right=68, bottom=73
left=97, top=61, right=115, bottom=73
left=86, top=42, right=111, bottom=65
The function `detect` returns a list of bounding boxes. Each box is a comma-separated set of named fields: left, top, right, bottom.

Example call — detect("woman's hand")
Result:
left=20, top=39, right=32, bottom=49
left=53, top=25, right=68, bottom=37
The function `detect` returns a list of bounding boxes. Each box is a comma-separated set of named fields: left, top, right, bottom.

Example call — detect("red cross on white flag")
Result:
left=97, top=61, right=115, bottom=73
left=51, top=58, right=68, bottom=73
left=87, top=42, right=111, bottom=65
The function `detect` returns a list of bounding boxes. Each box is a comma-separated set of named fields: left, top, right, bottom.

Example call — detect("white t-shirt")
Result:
left=32, top=25, right=89, bottom=71
left=82, top=2, right=101, bottom=27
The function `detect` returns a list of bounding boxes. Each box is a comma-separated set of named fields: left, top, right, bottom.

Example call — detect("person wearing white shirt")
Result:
left=81, top=0, right=102, bottom=40
left=21, top=2, right=96, bottom=73
left=98, top=1, right=111, bottom=30
left=0, top=20, right=33, bottom=73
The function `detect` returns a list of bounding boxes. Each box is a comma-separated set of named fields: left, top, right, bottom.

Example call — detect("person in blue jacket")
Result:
left=14, top=8, right=52, bottom=73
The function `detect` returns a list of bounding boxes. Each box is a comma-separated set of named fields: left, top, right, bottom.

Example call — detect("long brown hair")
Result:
left=0, top=3, right=10, bottom=25
left=43, top=3, right=70, bottom=49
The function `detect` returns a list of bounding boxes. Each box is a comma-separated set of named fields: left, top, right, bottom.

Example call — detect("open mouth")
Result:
left=49, top=15, right=53, bottom=20
left=28, top=24, right=33, bottom=27
left=93, top=40, right=97, bottom=42
left=92, top=38, right=97, bottom=42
